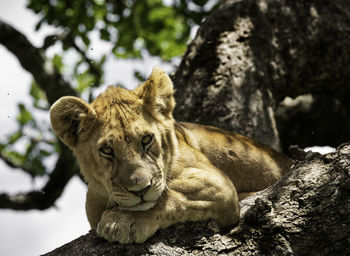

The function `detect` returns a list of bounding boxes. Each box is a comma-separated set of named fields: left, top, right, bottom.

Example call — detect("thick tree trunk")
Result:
left=44, top=144, right=350, bottom=256
left=173, top=0, right=350, bottom=151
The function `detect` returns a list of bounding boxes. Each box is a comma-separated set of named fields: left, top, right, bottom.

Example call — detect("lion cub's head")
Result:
left=50, top=67, right=176, bottom=211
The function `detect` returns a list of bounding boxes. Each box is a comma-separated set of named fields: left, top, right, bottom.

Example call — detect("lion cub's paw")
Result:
left=96, top=210, right=158, bottom=244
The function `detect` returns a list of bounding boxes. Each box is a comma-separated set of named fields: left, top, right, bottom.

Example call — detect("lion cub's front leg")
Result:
left=97, top=209, right=158, bottom=244
left=96, top=167, right=239, bottom=244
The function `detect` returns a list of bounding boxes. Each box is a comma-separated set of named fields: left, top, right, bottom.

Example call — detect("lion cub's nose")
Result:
left=127, top=182, right=151, bottom=196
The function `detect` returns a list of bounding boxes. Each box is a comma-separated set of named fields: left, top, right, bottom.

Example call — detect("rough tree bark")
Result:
left=43, top=0, right=350, bottom=254
left=44, top=144, right=350, bottom=256
left=173, top=0, right=350, bottom=151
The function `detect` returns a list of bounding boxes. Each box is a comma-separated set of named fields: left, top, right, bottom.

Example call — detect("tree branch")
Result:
left=44, top=143, right=350, bottom=255
left=0, top=143, right=78, bottom=210
left=0, top=152, right=37, bottom=177
left=0, top=20, right=77, bottom=104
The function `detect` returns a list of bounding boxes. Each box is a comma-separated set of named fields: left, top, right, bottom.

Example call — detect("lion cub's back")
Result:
left=175, top=122, right=293, bottom=192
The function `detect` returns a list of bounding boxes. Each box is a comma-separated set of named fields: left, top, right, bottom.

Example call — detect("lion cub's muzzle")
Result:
left=126, top=180, right=152, bottom=196
left=109, top=177, right=165, bottom=212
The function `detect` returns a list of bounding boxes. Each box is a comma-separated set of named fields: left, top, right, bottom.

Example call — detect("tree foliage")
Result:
left=0, top=0, right=219, bottom=210
left=29, top=0, right=215, bottom=59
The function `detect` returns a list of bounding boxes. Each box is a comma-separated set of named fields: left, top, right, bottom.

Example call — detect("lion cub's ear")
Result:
left=50, top=96, right=96, bottom=148
left=134, top=67, right=175, bottom=119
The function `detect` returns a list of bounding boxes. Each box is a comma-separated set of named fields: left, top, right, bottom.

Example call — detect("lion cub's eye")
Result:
left=141, top=134, right=154, bottom=150
left=99, top=146, right=114, bottom=159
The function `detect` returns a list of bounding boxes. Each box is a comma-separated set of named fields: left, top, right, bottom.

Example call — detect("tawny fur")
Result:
left=50, top=67, right=293, bottom=244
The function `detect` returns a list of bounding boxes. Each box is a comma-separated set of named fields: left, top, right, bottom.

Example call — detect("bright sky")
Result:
left=0, top=1, right=335, bottom=256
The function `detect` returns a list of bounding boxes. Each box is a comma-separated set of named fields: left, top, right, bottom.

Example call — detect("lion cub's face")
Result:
left=50, top=68, right=176, bottom=211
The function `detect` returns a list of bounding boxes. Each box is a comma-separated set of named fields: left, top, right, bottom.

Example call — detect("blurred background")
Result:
left=0, top=0, right=220, bottom=255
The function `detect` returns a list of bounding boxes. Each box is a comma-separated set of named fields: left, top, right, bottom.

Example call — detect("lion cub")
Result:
left=50, top=67, right=292, bottom=244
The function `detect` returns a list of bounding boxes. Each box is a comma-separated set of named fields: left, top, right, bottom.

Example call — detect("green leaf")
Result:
left=39, top=149, right=52, bottom=157
left=99, top=54, right=107, bottom=66
left=52, top=54, right=63, bottom=72
left=31, top=157, right=46, bottom=176
left=81, top=34, right=90, bottom=46
left=30, top=80, right=49, bottom=109
left=4, top=150, right=25, bottom=166
left=16, top=104, right=33, bottom=126
left=8, top=131, right=23, bottom=145
left=53, top=142, right=61, bottom=153
left=35, top=20, right=43, bottom=31
left=134, top=70, right=146, bottom=82
left=24, top=142, right=36, bottom=159
left=77, top=72, right=95, bottom=93
left=100, top=28, right=110, bottom=41
left=30, top=81, right=41, bottom=101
